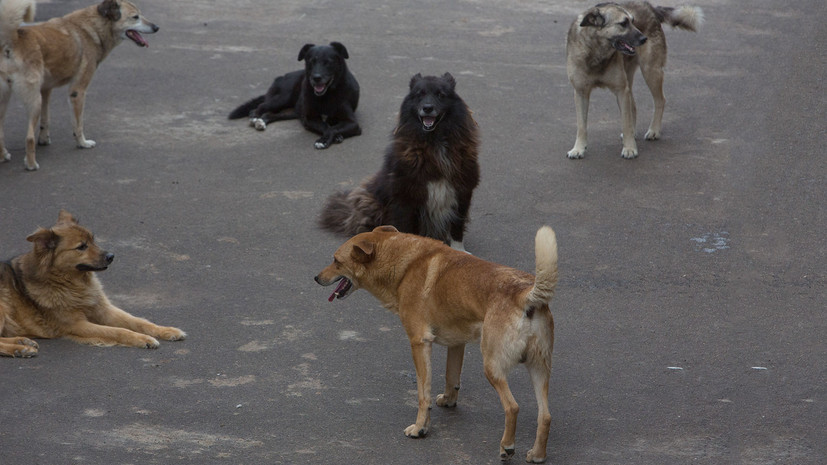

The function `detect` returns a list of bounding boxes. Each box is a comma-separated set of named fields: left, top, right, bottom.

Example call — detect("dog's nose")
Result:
left=152, top=24, right=160, bottom=33
left=105, top=253, right=114, bottom=264
left=422, top=104, right=434, bottom=114
left=314, top=276, right=322, bottom=284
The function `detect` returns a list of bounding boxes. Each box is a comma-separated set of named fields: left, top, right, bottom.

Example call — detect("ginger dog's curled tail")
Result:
left=525, top=226, right=559, bottom=309
left=0, top=0, right=35, bottom=46
left=656, top=5, right=704, bottom=32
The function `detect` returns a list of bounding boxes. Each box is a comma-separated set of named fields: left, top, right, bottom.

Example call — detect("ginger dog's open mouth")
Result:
left=327, top=277, right=353, bottom=302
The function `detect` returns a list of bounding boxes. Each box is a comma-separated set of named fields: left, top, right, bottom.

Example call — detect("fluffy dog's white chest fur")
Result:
left=423, top=179, right=457, bottom=240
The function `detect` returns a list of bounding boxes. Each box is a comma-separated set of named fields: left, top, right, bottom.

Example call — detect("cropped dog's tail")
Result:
left=656, top=5, right=704, bottom=32
left=318, top=186, right=383, bottom=237
left=0, top=0, right=36, bottom=46
left=524, top=226, right=559, bottom=309
left=228, top=95, right=265, bottom=120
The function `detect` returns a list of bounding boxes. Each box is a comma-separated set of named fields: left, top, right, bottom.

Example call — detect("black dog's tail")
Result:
left=318, top=186, right=383, bottom=237
left=228, top=95, right=265, bottom=120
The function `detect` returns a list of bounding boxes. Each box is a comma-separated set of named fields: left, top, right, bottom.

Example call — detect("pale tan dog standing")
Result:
left=566, top=2, right=703, bottom=159
left=316, top=225, right=559, bottom=463
left=0, top=0, right=159, bottom=171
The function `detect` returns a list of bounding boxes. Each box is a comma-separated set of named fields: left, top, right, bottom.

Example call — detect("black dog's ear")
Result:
left=329, top=42, right=349, bottom=59
left=97, top=0, right=122, bottom=22
left=351, top=239, right=375, bottom=264
left=409, top=73, right=423, bottom=90
left=27, top=228, right=59, bottom=253
left=580, top=9, right=605, bottom=27
left=442, top=72, right=456, bottom=91
left=298, top=43, right=315, bottom=61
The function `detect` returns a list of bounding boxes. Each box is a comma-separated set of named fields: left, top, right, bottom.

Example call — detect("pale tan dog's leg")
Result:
left=38, top=88, right=52, bottom=146
left=525, top=363, right=552, bottom=463
left=567, top=88, right=591, bottom=159
left=485, top=368, right=520, bottom=460
left=617, top=86, right=639, bottom=159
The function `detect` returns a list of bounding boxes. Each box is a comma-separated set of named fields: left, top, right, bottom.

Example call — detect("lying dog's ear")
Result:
left=580, top=9, right=605, bottom=27
left=97, top=0, right=122, bottom=22
left=442, top=72, right=457, bottom=91
left=372, top=225, right=398, bottom=233
left=409, top=73, right=423, bottom=90
left=27, top=228, right=59, bottom=252
left=57, top=210, right=78, bottom=225
left=351, top=239, right=375, bottom=264
left=329, top=42, right=349, bottom=59
left=298, top=44, right=315, bottom=61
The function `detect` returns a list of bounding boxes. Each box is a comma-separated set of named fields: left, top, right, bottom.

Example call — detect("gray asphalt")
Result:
left=1, top=0, right=824, bottom=464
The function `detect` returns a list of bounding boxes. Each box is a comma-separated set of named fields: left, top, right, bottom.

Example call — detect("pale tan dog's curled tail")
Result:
left=525, top=226, right=558, bottom=308
left=0, top=0, right=36, bottom=46
left=662, top=5, right=704, bottom=32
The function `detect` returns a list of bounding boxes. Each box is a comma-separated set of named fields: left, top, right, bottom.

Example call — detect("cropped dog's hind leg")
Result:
left=0, top=81, right=11, bottom=162
left=404, top=338, right=433, bottom=438
left=21, top=83, right=42, bottom=170
left=525, top=360, right=552, bottom=463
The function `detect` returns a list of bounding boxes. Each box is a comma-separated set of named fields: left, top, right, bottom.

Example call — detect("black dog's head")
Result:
left=298, top=42, right=350, bottom=96
left=402, top=73, right=462, bottom=132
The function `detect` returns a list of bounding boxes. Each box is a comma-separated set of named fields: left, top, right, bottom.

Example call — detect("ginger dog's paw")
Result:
left=404, top=423, right=428, bottom=438
left=141, top=336, right=160, bottom=349
left=435, top=393, right=457, bottom=408
left=526, top=449, right=547, bottom=463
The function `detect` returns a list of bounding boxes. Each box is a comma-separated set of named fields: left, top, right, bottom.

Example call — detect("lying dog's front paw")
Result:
left=158, top=327, right=187, bottom=341
left=11, top=338, right=39, bottom=358
left=141, top=336, right=161, bottom=349
left=404, top=423, right=428, bottom=438
left=252, top=118, right=266, bottom=131
left=314, top=137, right=332, bottom=150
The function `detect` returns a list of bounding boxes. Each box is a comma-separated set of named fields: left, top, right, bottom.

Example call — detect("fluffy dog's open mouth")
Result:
left=126, top=30, right=149, bottom=47
left=420, top=114, right=442, bottom=132
left=612, top=39, right=637, bottom=56
left=327, top=277, right=353, bottom=302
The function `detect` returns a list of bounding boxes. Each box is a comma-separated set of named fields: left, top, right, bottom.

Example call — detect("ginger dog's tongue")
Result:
left=328, top=279, right=350, bottom=302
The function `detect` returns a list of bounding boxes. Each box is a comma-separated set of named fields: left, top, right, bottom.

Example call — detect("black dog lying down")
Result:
left=229, top=42, right=361, bottom=149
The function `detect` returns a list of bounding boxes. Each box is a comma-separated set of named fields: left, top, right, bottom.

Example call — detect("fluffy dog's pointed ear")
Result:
left=57, top=210, right=78, bottom=225
left=442, top=72, right=456, bottom=90
left=351, top=239, right=375, bottom=264
left=329, top=42, right=349, bottom=59
left=580, top=9, right=605, bottom=27
left=298, top=44, right=315, bottom=61
left=97, top=0, right=122, bottom=22
left=27, top=228, right=59, bottom=252
left=409, top=73, right=423, bottom=90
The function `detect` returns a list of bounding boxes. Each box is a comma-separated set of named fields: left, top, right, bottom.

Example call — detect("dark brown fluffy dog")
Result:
left=319, top=73, right=479, bottom=252
left=0, top=211, right=185, bottom=357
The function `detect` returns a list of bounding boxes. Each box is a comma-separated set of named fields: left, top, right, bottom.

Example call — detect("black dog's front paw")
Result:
left=314, top=136, right=333, bottom=150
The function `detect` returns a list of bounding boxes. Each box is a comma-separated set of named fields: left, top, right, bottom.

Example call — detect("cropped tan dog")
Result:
left=566, top=2, right=702, bottom=159
left=316, top=225, right=559, bottom=463
left=0, top=210, right=185, bottom=357
left=0, top=0, right=159, bottom=171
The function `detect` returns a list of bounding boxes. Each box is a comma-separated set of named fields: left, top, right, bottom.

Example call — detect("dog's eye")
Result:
left=77, top=242, right=88, bottom=251
left=620, top=18, right=629, bottom=27
left=132, top=15, right=140, bottom=20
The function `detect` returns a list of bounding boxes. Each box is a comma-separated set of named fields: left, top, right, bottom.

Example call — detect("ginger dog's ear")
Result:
left=351, top=239, right=375, bottom=264
left=97, top=0, right=122, bottom=22
left=372, top=225, right=398, bottom=233
left=57, top=209, right=78, bottom=225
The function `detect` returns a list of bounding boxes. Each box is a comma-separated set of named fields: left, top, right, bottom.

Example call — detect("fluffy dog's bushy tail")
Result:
left=318, top=186, right=383, bottom=237
left=657, top=5, right=704, bottom=32
left=228, top=95, right=265, bottom=120
left=0, top=0, right=36, bottom=46
left=525, top=226, right=559, bottom=308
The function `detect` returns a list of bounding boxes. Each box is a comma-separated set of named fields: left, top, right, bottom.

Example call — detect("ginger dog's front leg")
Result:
left=404, top=339, right=433, bottom=438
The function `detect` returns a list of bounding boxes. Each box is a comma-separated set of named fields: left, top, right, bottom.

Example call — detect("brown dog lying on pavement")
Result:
left=0, top=210, right=185, bottom=357
left=315, top=225, right=559, bottom=463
